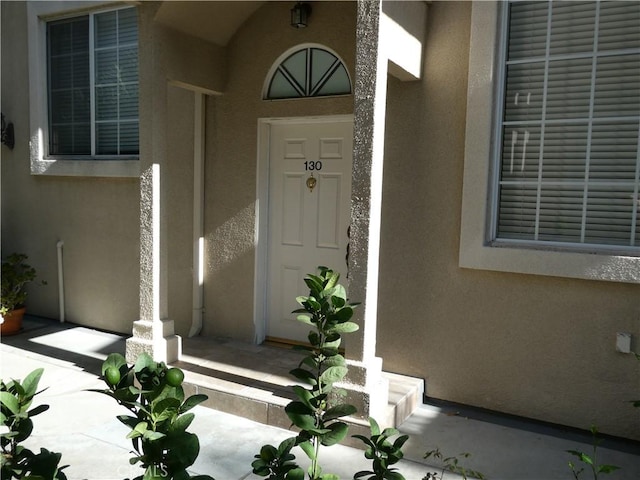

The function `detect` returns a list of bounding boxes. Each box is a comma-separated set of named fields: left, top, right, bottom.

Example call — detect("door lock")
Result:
left=306, top=174, right=317, bottom=192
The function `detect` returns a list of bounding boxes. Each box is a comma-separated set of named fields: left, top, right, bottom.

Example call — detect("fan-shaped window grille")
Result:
left=265, top=46, right=351, bottom=100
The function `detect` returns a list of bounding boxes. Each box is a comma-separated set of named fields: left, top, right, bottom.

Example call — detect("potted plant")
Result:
left=0, top=253, right=42, bottom=336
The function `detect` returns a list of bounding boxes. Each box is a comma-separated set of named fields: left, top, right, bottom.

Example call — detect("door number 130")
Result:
left=304, top=161, right=323, bottom=171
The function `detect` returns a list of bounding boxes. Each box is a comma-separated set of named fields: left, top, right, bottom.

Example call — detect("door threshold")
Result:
left=263, top=336, right=345, bottom=354
left=263, top=336, right=307, bottom=349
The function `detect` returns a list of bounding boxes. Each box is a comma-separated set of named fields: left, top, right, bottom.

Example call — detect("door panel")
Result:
left=267, top=121, right=353, bottom=342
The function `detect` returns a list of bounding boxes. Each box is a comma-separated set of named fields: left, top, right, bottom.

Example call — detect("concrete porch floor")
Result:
left=1, top=316, right=639, bottom=480
left=173, top=334, right=424, bottom=442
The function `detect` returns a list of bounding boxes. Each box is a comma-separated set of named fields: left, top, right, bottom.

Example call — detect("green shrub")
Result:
left=0, top=368, right=68, bottom=479
left=93, top=353, right=213, bottom=480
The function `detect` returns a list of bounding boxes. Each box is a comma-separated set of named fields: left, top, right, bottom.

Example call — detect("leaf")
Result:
left=304, top=276, right=324, bottom=294
left=277, top=436, right=297, bottom=456
left=0, top=391, right=20, bottom=415
left=142, top=430, right=166, bottom=441
left=323, top=336, right=342, bottom=350
left=14, top=417, right=34, bottom=442
left=352, top=434, right=376, bottom=450
left=333, top=307, right=354, bottom=322
left=23, top=447, right=66, bottom=479
left=385, top=471, right=406, bottom=480
left=180, top=394, right=208, bottom=413
left=320, top=473, right=340, bottom=480
left=290, top=368, right=317, bottom=386
left=320, top=347, right=340, bottom=358
left=393, top=434, right=410, bottom=450
left=331, top=295, right=346, bottom=309
left=598, top=465, right=621, bottom=474
left=101, top=353, right=128, bottom=376
left=381, top=427, right=400, bottom=438
left=354, top=471, right=374, bottom=479
left=21, top=368, right=44, bottom=399
left=285, top=402, right=316, bottom=430
left=154, top=394, right=181, bottom=409
left=114, top=386, right=140, bottom=403
left=369, top=417, right=381, bottom=436
left=292, top=386, right=314, bottom=409
left=27, top=404, right=50, bottom=418
left=307, top=298, right=322, bottom=312
left=324, top=404, right=357, bottom=421
left=173, top=469, right=191, bottom=480
left=165, top=431, right=200, bottom=470
left=320, top=421, right=349, bottom=446
left=286, top=467, right=305, bottom=480
left=117, top=415, right=140, bottom=429
left=133, top=353, right=155, bottom=373
left=301, top=355, right=320, bottom=370
left=259, top=444, right=278, bottom=461
left=169, top=412, right=195, bottom=433
left=319, top=366, right=348, bottom=385
left=567, top=449, right=596, bottom=467
left=298, top=440, right=316, bottom=461
left=126, top=421, right=148, bottom=439
left=328, top=321, right=359, bottom=334
left=325, top=270, right=340, bottom=290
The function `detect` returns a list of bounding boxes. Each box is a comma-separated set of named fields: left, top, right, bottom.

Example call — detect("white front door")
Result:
left=266, top=120, right=353, bottom=342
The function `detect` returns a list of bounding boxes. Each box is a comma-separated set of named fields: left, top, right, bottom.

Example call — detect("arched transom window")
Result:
left=264, top=45, right=351, bottom=100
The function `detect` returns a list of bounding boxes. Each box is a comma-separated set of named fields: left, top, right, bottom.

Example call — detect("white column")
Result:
left=126, top=164, right=182, bottom=364
left=343, top=0, right=389, bottom=421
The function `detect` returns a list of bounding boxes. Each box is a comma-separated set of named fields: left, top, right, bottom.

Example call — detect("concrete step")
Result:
left=173, top=336, right=424, bottom=447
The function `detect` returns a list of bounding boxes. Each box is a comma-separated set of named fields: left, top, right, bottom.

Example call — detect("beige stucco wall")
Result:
left=1, top=1, right=140, bottom=333
left=377, top=1, right=640, bottom=440
left=202, top=1, right=356, bottom=340
left=3, top=0, right=638, bottom=441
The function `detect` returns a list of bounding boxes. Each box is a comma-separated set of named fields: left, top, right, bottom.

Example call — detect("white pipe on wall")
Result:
left=56, top=240, right=65, bottom=323
left=189, top=92, right=206, bottom=337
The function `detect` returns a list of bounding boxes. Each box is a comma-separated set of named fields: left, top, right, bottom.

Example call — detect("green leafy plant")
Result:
left=251, top=437, right=304, bottom=480
left=253, top=266, right=361, bottom=480
left=422, top=448, right=486, bottom=480
left=352, top=417, right=409, bottom=480
left=0, top=368, right=68, bottom=479
left=1, top=253, right=45, bottom=316
left=92, top=352, right=213, bottom=480
left=567, top=426, right=620, bottom=480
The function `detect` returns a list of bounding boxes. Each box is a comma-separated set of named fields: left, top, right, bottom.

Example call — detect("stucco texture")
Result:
left=376, top=1, right=640, bottom=440
left=2, top=0, right=639, bottom=441
left=1, top=1, right=140, bottom=333
left=202, top=1, right=356, bottom=341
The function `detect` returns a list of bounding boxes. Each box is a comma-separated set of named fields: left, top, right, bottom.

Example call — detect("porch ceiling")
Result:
left=154, top=1, right=266, bottom=46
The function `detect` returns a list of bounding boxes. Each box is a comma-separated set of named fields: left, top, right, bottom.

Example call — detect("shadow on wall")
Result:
left=206, top=202, right=256, bottom=272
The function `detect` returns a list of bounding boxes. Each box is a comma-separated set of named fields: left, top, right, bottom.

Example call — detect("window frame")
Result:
left=492, top=0, right=640, bottom=255
left=263, top=44, right=352, bottom=101
left=459, top=0, right=640, bottom=284
left=28, top=1, right=140, bottom=177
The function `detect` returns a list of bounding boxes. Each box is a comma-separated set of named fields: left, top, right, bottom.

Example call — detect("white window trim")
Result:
left=27, top=1, right=139, bottom=178
left=459, top=1, right=640, bottom=284
left=262, top=43, right=353, bottom=100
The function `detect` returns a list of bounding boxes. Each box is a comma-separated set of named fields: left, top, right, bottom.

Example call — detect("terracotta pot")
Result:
left=0, top=306, right=26, bottom=336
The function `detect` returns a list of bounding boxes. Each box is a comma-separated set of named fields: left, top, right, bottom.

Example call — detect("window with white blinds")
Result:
left=47, top=7, right=138, bottom=157
left=495, top=1, right=640, bottom=251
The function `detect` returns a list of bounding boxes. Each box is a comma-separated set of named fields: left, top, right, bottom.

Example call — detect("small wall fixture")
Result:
left=1, top=113, right=14, bottom=150
left=291, top=2, right=311, bottom=28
